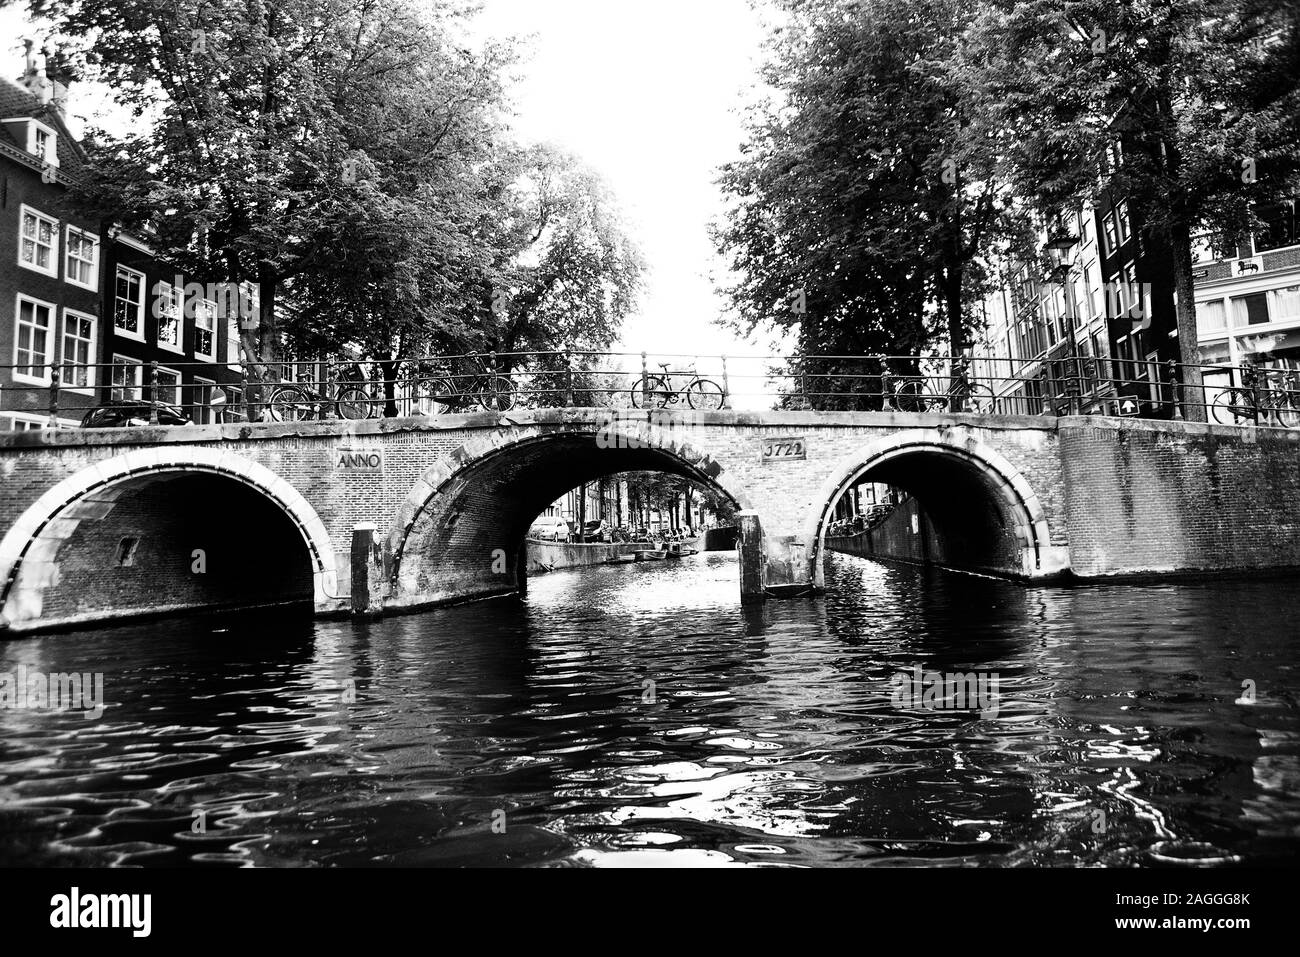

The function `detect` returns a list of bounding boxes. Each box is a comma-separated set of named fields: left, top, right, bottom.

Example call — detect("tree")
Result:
left=482, top=144, right=646, bottom=370
left=714, top=0, right=1025, bottom=408
left=32, top=0, right=516, bottom=406
left=959, top=0, right=1300, bottom=419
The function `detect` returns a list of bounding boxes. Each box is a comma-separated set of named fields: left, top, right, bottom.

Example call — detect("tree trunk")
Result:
left=1168, top=218, right=1207, bottom=422
left=380, top=358, right=400, bottom=417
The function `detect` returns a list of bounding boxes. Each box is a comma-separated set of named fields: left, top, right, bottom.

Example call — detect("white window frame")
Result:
left=12, top=293, right=56, bottom=385
left=154, top=280, right=184, bottom=353
left=64, top=225, right=99, bottom=291
left=193, top=297, right=217, bottom=360
left=60, top=306, right=98, bottom=394
left=113, top=265, right=146, bottom=341
left=110, top=354, right=143, bottom=401
left=192, top=375, right=217, bottom=424
left=18, top=204, right=59, bottom=277
left=153, top=365, right=182, bottom=406
left=226, top=314, right=243, bottom=368
left=27, top=118, right=57, bottom=167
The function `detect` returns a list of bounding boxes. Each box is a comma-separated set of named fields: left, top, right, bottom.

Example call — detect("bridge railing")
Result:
left=0, top=350, right=1294, bottom=429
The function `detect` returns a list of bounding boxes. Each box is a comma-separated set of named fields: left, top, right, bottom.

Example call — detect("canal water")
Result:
left=1, top=554, right=1297, bottom=867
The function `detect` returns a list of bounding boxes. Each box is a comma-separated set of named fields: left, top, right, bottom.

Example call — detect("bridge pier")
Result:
left=736, top=511, right=815, bottom=602
left=350, top=523, right=387, bottom=617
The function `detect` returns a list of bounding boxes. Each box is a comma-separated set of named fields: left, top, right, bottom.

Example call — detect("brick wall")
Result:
left=1060, top=421, right=1300, bottom=576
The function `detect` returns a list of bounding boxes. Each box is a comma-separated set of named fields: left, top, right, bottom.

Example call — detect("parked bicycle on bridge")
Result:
left=630, top=362, right=726, bottom=410
left=889, top=358, right=996, bottom=414
left=268, top=362, right=378, bottom=422
left=408, top=354, right=517, bottom=414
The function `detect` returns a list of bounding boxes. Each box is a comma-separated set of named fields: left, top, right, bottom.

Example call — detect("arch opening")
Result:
left=1, top=454, right=335, bottom=633
left=811, top=438, right=1059, bottom=584
left=386, top=430, right=747, bottom=610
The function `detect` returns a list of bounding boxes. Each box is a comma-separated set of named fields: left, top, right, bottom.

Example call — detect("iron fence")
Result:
left=0, top=350, right=1295, bottom=430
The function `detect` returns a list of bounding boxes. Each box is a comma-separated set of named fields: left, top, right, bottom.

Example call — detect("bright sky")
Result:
left=1, top=1, right=779, bottom=401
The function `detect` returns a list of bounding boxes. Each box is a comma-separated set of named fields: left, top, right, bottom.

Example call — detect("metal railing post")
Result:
left=489, top=351, right=499, bottom=408
left=149, top=361, right=160, bottom=424
left=800, top=355, right=809, bottom=409
left=879, top=355, right=895, bottom=411
left=1166, top=359, right=1183, bottom=421
left=641, top=351, right=649, bottom=406
left=567, top=348, right=576, bottom=407
left=1251, top=368, right=1262, bottom=427
left=720, top=353, right=731, bottom=409
left=47, top=365, right=60, bottom=429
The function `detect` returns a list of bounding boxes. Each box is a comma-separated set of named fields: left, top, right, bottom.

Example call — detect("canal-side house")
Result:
left=0, top=51, right=100, bottom=430
left=1190, top=200, right=1300, bottom=396
left=2, top=43, right=245, bottom=431
left=972, top=136, right=1183, bottom=419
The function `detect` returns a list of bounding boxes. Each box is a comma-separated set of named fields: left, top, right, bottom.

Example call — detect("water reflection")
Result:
left=1, top=554, right=1297, bottom=867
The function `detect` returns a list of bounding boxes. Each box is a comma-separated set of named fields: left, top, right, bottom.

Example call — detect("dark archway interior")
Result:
left=827, top=451, right=1027, bottom=578
left=395, top=434, right=738, bottom=604
left=33, top=474, right=314, bottom=626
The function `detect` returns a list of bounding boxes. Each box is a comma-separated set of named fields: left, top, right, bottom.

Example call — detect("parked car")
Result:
left=528, top=515, right=570, bottom=542
left=80, top=399, right=192, bottom=429
left=583, top=519, right=612, bottom=542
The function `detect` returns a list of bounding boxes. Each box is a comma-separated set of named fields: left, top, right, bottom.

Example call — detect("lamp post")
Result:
left=1044, top=232, right=1082, bottom=414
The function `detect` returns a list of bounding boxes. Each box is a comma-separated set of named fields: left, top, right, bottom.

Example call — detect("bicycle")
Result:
left=408, top=355, right=517, bottom=414
left=630, top=362, right=726, bottom=410
left=891, top=364, right=996, bottom=414
left=1209, top=368, right=1300, bottom=427
left=268, top=363, right=377, bottom=422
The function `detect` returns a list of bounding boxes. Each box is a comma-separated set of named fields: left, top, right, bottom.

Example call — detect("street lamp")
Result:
left=1043, top=232, right=1082, bottom=412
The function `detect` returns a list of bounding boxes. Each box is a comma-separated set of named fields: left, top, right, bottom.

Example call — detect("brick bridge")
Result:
left=1, top=408, right=1298, bottom=634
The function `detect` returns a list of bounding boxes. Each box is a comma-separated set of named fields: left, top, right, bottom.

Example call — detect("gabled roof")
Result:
left=0, top=73, right=85, bottom=170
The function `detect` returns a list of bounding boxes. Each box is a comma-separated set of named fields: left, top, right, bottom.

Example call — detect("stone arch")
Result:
left=803, top=429, right=1063, bottom=585
left=384, top=422, right=753, bottom=609
left=0, top=446, right=338, bottom=630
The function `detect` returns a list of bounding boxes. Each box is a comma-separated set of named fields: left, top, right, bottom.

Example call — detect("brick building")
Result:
left=1, top=42, right=244, bottom=431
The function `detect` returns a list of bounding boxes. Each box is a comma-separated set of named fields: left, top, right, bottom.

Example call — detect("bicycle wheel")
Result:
left=335, top=385, right=377, bottom=420
left=412, top=377, right=458, bottom=415
left=477, top=375, right=516, bottom=413
left=892, top=378, right=928, bottom=413
left=685, top=378, right=725, bottom=410
left=1210, top=388, right=1255, bottom=426
left=1265, top=390, right=1300, bottom=429
left=269, top=385, right=317, bottom=422
left=964, top=383, right=996, bottom=414
left=631, top=375, right=672, bottom=409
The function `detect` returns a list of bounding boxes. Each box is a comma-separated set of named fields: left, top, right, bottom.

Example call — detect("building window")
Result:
left=61, top=308, right=97, bottom=392
left=111, top=355, right=143, bottom=401
left=153, top=366, right=181, bottom=406
left=1115, top=200, right=1131, bottom=244
left=64, top=227, right=99, bottom=290
left=1102, top=214, right=1119, bottom=256
left=194, top=298, right=217, bottom=359
left=1232, top=293, right=1270, bottom=326
left=155, top=281, right=182, bottom=351
left=1198, top=299, right=1228, bottom=334
left=192, top=376, right=216, bottom=424
left=114, top=266, right=146, bottom=340
left=226, top=315, right=243, bottom=367
left=13, top=295, right=55, bottom=384
left=1268, top=285, right=1300, bottom=323
left=19, top=206, right=58, bottom=276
